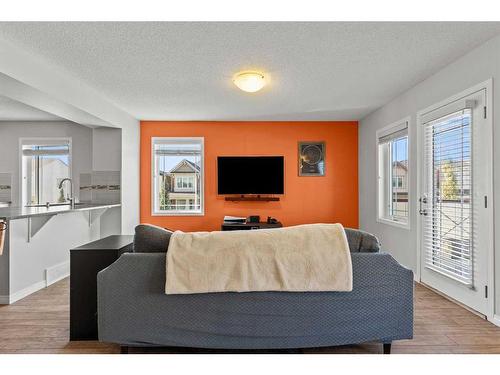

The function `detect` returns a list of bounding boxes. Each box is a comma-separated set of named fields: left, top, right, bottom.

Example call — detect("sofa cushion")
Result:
left=344, top=228, right=380, bottom=253
left=134, top=224, right=173, bottom=253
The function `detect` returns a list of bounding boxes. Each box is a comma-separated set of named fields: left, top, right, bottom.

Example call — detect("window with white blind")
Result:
left=377, top=120, right=409, bottom=227
left=152, top=137, right=204, bottom=215
left=21, top=138, right=71, bottom=206
left=422, top=109, right=472, bottom=285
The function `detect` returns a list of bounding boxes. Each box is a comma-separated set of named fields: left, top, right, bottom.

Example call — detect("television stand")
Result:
left=221, top=221, right=283, bottom=231
left=224, top=195, right=280, bottom=202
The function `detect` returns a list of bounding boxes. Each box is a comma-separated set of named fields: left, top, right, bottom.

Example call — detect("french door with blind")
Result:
left=418, top=85, right=493, bottom=316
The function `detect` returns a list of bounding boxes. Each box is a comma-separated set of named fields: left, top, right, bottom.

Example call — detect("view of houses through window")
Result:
left=153, top=138, right=203, bottom=214
left=378, top=122, right=409, bottom=225
left=390, top=136, right=409, bottom=221
left=21, top=140, right=71, bottom=206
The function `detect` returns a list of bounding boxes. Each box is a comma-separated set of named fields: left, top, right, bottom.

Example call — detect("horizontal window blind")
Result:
left=22, top=147, right=70, bottom=157
left=423, top=108, right=473, bottom=286
left=154, top=142, right=202, bottom=156
left=378, top=121, right=408, bottom=144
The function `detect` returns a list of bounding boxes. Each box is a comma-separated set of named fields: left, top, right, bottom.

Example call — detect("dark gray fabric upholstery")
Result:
left=98, top=252, right=413, bottom=349
left=133, top=224, right=173, bottom=253
left=345, top=228, right=380, bottom=253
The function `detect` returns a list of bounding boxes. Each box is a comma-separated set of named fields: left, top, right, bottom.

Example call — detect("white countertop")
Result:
left=0, top=203, right=121, bottom=220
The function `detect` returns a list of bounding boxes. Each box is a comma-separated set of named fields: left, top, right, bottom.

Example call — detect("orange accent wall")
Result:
left=140, top=121, right=358, bottom=231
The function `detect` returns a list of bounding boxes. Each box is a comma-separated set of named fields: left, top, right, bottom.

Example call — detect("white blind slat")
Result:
left=22, top=149, right=69, bottom=156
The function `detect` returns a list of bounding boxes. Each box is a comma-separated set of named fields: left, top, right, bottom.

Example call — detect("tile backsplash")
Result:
left=79, top=171, right=120, bottom=204
left=0, top=173, right=12, bottom=203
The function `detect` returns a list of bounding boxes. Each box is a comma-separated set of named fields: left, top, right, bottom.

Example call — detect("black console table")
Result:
left=221, top=221, right=283, bottom=231
left=70, top=235, right=133, bottom=340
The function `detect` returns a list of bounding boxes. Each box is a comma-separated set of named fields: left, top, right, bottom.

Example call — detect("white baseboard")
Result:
left=46, top=261, right=70, bottom=286
left=1, top=262, right=70, bottom=305
left=492, top=315, right=500, bottom=328
left=8, top=280, right=46, bottom=304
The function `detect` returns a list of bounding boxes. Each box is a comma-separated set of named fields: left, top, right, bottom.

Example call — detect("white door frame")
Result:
left=415, top=78, right=495, bottom=321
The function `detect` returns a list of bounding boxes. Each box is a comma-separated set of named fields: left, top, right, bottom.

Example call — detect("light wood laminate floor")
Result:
left=1, top=278, right=499, bottom=354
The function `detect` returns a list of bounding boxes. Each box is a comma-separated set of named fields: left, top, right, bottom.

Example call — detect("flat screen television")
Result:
left=217, top=156, right=284, bottom=195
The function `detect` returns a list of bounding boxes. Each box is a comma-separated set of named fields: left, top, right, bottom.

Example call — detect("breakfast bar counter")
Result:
left=0, top=203, right=121, bottom=220
left=0, top=203, right=122, bottom=305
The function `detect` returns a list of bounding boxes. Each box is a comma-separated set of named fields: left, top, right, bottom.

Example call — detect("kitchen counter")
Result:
left=0, top=202, right=122, bottom=304
left=0, top=203, right=121, bottom=220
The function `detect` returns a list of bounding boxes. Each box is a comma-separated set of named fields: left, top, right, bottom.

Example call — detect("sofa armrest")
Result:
left=345, top=228, right=380, bottom=253
left=133, top=224, right=173, bottom=253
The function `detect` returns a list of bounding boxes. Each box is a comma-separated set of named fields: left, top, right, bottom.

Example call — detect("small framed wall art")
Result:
left=298, top=141, right=325, bottom=176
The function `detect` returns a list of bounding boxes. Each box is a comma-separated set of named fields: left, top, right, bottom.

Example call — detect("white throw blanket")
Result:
left=165, top=223, right=352, bottom=294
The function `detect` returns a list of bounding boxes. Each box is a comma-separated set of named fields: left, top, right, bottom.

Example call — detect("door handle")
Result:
left=419, top=196, right=428, bottom=216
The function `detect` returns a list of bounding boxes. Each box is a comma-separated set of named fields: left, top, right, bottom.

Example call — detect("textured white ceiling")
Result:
left=0, top=94, right=64, bottom=121
left=0, top=22, right=499, bottom=121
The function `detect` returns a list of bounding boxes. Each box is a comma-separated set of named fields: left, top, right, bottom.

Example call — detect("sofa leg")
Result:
left=120, top=345, right=129, bottom=354
left=383, top=343, right=392, bottom=354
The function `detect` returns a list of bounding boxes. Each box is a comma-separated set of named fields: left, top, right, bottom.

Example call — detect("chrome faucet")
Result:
left=58, top=178, right=75, bottom=209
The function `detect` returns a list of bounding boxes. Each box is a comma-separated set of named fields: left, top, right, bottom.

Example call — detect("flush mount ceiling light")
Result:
left=233, top=71, right=266, bottom=93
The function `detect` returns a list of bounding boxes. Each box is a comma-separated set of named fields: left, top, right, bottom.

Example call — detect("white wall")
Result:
left=120, top=123, right=140, bottom=234
left=91, top=125, right=139, bottom=235
left=0, top=206, right=121, bottom=303
left=0, top=121, right=93, bottom=205
left=92, top=127, right=122, bottom=171
left=92, top=127, right=123, bottom=235
left=359, top=34, right=500, bottom=317
left=7, top=211, right=102, bottom=302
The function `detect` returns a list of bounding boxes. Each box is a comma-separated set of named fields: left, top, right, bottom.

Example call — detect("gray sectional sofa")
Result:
left=97, top=226, right=413, bottom=353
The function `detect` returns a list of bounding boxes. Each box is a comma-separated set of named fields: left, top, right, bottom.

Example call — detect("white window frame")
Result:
left=19, top=137, right=73, bottom=207
left=151, top=137, right=204, bottom=216
left=376, top=117, right=411, bottom=230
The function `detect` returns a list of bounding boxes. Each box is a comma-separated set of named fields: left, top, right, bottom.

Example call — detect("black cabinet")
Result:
left=221, top=221, right=283, bottom=231
left=70, top=235, right=133, bottom=341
